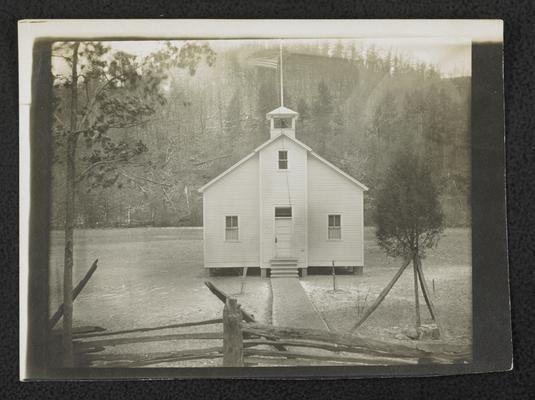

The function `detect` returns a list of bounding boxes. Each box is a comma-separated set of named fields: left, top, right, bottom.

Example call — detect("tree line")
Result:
left=50, top=40, right=470, bottom=230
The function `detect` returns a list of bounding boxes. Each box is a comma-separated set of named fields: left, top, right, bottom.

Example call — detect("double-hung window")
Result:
left=225, top=216, right=239, bottom=241
left=328, top=214, right=342, bottom=240
left=278, top=150, right=288, bottom=170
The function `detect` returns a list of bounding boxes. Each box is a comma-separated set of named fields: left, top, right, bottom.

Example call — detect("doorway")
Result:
left=274, top=206, right=293, bottom=258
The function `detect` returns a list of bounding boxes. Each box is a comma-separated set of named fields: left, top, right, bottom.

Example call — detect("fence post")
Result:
left=240, top=267, right=248, bottom=295
left=331, top=260, right=337, bottom=292
left=222, top=298, right=244, bottom=367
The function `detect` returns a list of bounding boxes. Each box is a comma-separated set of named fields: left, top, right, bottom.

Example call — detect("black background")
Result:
left=1, top=1, right=534, bottom=399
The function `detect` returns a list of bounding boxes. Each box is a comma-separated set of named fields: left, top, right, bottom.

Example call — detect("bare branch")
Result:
left=193, top=154, right=231, bottom=166
left=51, top=54, right=72, bottom=61
left=53, top=113, right=65, bottom=128
left=75, top=157, right=128, bottom=184
left=118, top=169, right=173, bottom=187
left=70, top=118, right=154, bottom=137
left=127, top=178, right=150, bottom=195
left=106, top=118, right=156, bottom=131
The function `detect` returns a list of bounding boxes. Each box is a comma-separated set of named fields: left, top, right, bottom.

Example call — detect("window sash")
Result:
left=278, top=150, right=288, bottom=170
left=226, top=215, right=238, bottom=228
left=225, top=216, right=239, bottom=240
left=328, top=215, right=341, bottom=239
left=328, top=214, right=341, bottom=227
left=275, top=207, right=292, bottom=218
left=328, top=227, right=341, bottom=240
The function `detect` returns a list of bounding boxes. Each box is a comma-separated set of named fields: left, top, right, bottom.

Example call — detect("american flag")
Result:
left=246, top=50, right=280, bottom=69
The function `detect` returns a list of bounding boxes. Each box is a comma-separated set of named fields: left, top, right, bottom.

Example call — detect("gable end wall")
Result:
left=203, top=155, right=260, bottom=267
left=307, top=155, right=364, bottom=266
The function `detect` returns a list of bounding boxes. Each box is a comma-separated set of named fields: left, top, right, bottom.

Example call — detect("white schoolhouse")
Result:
left=198, top=105, right=368, bottom=278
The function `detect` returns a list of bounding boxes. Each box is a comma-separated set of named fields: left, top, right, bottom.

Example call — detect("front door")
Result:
left=274, top=207, right=293, bottom=258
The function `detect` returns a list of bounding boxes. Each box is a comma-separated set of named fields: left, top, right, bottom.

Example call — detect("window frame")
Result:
left=327, top=214, right=342, bottom=240
left=274, top=206, right=292, bottom=219
left=278, top=150, right=289, bottom=170
left=225, top=215, right=240, bottom=241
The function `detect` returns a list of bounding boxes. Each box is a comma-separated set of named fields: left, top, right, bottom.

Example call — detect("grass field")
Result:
left=49, top=226, right=471, bottom=366
left=49, top=227, right=270, bottom=367
left=302, top=228, right=472, bottom=345
left=49, top=227, right=270, bottom=329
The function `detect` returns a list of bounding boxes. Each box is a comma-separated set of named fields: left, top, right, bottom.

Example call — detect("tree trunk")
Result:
left=63, top=41, right=80, bottom=367
left=104, top=199, right=109, bottom=225
left=351, top=255, right=413, bottom=332
left=50, top=259, right=98, bottom=330
left=415, top=256, right=443, bottom=337
left=413, top=255, right=421, bottom=330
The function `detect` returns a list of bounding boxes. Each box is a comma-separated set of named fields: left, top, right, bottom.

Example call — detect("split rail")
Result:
left=58, top=280, right=470, bottom=367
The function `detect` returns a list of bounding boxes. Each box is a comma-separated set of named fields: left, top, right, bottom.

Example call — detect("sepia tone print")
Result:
left=42, top=36, right=473, bottom=369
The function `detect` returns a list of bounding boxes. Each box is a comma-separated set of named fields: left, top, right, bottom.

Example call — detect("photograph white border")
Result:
left=18, top=19, right=503, bottom=379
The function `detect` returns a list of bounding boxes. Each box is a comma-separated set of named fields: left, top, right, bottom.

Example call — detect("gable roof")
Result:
left=308, top=151, right=369, bottom=191
left=266, top=106, right=299, bottom=118
left=254, top=131, right=311, bottom=153
left=198, top=133, right=368, bottom=193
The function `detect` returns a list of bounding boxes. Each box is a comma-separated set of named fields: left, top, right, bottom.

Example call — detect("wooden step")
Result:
left=271, top=272, right=298, bottom=276
left=269, top=258, right=299, bottom=278
left=270, top=258, right=298, bottom=265
left=270, top=268, right=299, bottom=278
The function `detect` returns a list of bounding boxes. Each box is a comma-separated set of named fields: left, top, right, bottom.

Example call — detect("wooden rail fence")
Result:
left=68, top=281, right=470, bottom=368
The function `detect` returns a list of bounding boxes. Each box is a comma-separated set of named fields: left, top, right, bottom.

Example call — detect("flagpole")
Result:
left=279, top=40, right=284, bottom=107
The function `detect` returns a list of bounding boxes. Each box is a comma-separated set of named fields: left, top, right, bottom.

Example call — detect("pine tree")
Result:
left=51, top=40, right=215, bottom=365
left=224, top=90, right=244, bottom=158
left=333, top=40, right=345, bottom=58
left=375, top=150, right=444, bottom=258
left=365, top=45, right=380, bottom=72
left=353, top=149, right=445, bottom=335
left=311, top=81, right=334, bottom=154
left=224, top=90, right=243, bottom=136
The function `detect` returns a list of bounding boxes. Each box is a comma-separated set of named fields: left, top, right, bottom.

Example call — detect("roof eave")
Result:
left=198, top=133, right=369, bottom=193
left=197, top=152, right=257, bottom=193
left=309, top=151, right=369, bottom=191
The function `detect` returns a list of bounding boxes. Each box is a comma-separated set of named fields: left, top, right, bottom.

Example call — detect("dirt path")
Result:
left=271, top=278, right=328, bottom=330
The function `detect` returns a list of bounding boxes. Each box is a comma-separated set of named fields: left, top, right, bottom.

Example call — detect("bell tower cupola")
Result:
left=266, top=41, right=298, bottom=139
left=267, top=106, right=299, bottom=139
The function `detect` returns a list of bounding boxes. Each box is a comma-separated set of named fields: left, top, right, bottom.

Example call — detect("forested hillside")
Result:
left=50, top=40, right=470, bottom=229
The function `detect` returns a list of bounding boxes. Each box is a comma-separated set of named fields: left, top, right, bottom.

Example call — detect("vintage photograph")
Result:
left=42, top=35, right=472, bottom=368
left=19, top=20, right=511, bottom=379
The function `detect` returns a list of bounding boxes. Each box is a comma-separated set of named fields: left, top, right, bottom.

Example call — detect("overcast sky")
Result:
left=107, top=38, right=471, bottom=78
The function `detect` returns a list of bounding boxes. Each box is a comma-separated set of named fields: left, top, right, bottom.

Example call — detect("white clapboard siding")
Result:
left=307, top=155, right=364, bottom=266
left=203, top=155, right=260, bottom=267
left=260, top=136, right=307, bottom=268
left=201, top=132, right=366, bottom=270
